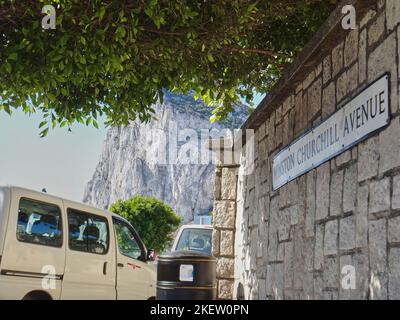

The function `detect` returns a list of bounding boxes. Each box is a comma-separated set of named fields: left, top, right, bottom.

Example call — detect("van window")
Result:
left=17, top=198, right=62, bottom=247
left=113, top=219, right=142, bottom=260
left=68, top=209, right=109, bottom=255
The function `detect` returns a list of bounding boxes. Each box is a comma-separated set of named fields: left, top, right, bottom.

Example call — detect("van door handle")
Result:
left=117, top=263, right=124, bottom=268
left=103, top=262, right=108, bottom=275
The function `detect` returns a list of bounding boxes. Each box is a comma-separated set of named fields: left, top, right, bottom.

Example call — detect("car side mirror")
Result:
left=147, top=249, right=156, bottom=262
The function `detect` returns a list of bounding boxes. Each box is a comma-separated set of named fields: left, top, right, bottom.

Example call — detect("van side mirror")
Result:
left=147, top=249, right=156, bottom=262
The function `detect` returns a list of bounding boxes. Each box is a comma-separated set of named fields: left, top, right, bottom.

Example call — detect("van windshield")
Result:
left=175, top=228, right=212, bottom=255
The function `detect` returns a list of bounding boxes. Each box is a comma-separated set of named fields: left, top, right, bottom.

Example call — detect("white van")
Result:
left=0, top=186, right=156, bottom=300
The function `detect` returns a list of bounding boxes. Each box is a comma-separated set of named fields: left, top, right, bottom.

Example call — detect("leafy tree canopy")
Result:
left=0, top=0, right=338, bottom=136
left=110, top=195, right=182, bottom=253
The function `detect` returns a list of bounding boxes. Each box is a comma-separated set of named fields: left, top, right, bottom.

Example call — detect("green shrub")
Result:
left=110, top=195, right=182, bottom=252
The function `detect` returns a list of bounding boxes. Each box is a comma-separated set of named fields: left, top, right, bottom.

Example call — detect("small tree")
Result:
left=110, top=195, right=182, bottom=253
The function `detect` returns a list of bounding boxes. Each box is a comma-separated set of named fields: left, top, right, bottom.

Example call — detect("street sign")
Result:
left=273, top=74, right=390, bottom=190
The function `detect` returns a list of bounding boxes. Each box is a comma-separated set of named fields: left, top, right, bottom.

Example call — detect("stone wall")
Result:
left=212, top=164, right=239, bottom=299
left=233, top=0, right=400, bottom=300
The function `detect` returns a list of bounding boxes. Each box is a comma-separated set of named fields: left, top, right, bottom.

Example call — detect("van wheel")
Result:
left=22, top=291, right=52, bottom=300
left=148, top=296, right=156, bottom=300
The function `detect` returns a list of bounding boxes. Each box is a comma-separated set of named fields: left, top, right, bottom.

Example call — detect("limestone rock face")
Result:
left=83, top=92, right=247, bottom=222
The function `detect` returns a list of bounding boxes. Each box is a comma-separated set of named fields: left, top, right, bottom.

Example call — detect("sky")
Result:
left=0, top=110, right=107, bottom=202
left=0, top=94, right=264, bottom=203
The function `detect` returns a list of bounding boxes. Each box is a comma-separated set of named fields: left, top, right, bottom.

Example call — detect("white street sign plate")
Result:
left=273, top=74, right=390, bottom=190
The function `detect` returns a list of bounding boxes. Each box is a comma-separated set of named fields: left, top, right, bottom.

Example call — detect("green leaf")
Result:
left=40, top=127, right=49, bottom=138
left=47, top=93, right=56, bottom=101
left=98, top=7, right=106, bottom=20
left=116, top=26, right=126, bottom=38
left=8, top=52, right=18, bottom=61
left=207, top=53, right=215, bottom=62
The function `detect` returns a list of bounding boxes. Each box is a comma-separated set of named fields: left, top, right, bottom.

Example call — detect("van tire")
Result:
left=22, top=291, right=53, bottom=300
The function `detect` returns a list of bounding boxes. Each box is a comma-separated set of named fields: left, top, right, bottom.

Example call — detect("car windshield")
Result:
left=175, top=228, right=212, bottom=255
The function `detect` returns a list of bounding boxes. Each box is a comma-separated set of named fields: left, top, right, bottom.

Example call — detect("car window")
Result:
left=17, top=198, right=62, bottom=247
left=113, top=219, right=142, bottom=260
left=175, top=228, right=212, bottom=255
left=68, top=209, right=109, bottom=255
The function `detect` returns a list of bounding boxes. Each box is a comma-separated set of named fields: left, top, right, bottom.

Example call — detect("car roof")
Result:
left=1, top=185, right=124, bottom=220
left=179, top=224, right=213, bottom=230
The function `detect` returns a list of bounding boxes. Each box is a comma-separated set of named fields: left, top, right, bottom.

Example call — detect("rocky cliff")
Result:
left=83, top=92, right=247, bottom=222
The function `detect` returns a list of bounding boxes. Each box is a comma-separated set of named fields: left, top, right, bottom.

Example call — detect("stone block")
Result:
left=339, top=215, right=356, bottom=250
left=322, top=82, right=335, bottom=119
left=335, top=150, right=351, bottom=167
left=308, top=78, right=322, bottom=121
left=332, top=42, right=344, bottom=78
left=218, top=279, right=234, bottom=299
left=214, top=170, right=222, bottom=200
left=368, top=32, right=398, bottom=114
left=293, top=226, right=305, bottom=290
left=386, top=0, right=400, bottom=31
left=360, top=9, right=376, bottom=28
left=393, top=175, right=400, bottom=209
left=336, top=63, right=358, bottom=102
left=343, top=165, right=357, bottom=213
left=277, top=242, right=285, bottom=262
left=359, top=28, right=367, bottom=83
left=266, top=264, right=274, bottom=297
left=212, top=229, right=220, bottom=256
left=274, top=263, right=284, bottom=300
left=283, top=95, right=293, bottom=116
left=356, top=185, right=369, bottom=249
left=368, top=219, right=388, bottom=300
left=314, top=225, right=324, bottom=271
left=324, top=220, right=338, bottom=256
left=221, top=168, right=237, bottom=200
left=303, top=70, right=316, bottom=90
left=368, top=13, right=385, bottom=46
left=388, top=216, right=400, bottom=244
left=316, top=162, right=330, bottom=220
left=284, top=241, right=294, bottom=289
left=369, top=177, right=391, bottom=214
left=389, top=248, right=400, bottom=299
left=305, top=171, right=316, bottom=237
left=313, top=273, right=324, bottom=300
left=217, top=257, right=235, bottom=279
left=323, top=54, right=331, bottom=84
left=330, top=170, right=343, bottom=217
left=379, top=119, right=400, bottom=175
left=323, top=256, right=339, bottom=288
left=220, top=230, right=234, bottom=256
left=358, top=136, right=379, bottom=182
left=344, top=28, right=358, bottom=67
left=214, top=201, right=236, bottom=229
